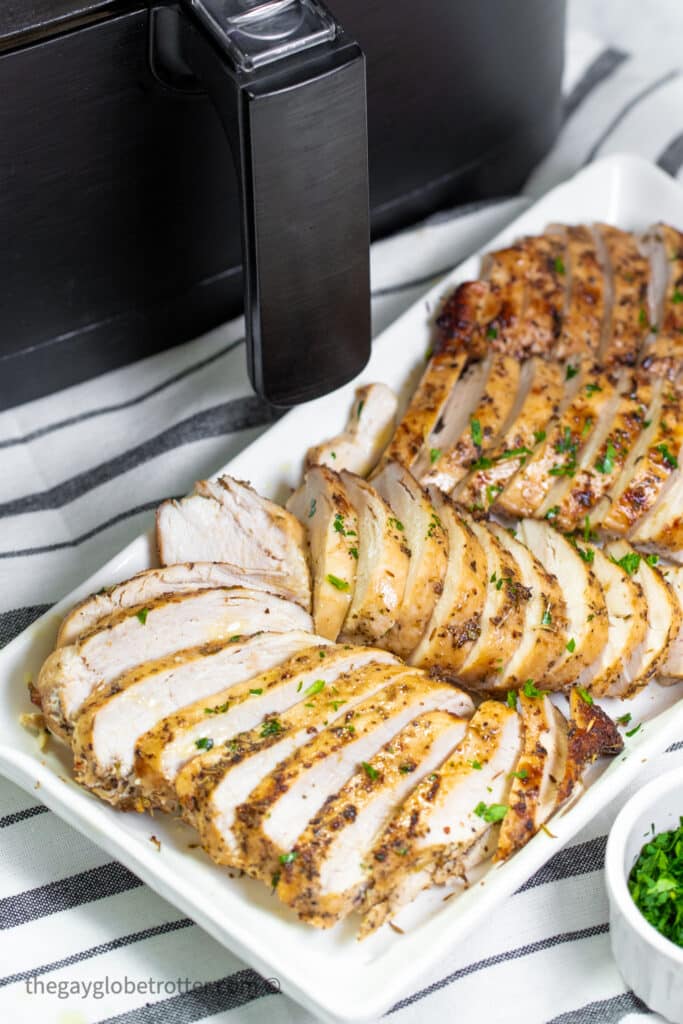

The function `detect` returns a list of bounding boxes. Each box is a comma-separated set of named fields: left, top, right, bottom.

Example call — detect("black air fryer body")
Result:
left=0, top=1, right=566, bottom=409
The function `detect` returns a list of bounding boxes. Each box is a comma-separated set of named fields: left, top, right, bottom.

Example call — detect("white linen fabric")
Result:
left=1, top=24, right=681, bottom=1024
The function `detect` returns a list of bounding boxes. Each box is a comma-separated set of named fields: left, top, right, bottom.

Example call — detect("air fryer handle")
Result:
left=171, top=2, right=371, bottom=407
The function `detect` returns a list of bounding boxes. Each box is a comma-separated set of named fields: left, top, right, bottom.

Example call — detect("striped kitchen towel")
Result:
left=1, top=27, right=681, bottom=1024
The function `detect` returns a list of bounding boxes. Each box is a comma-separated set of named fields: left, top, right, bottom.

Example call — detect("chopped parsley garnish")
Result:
left=398, top=763, right=415, bottom=774
left=326, top=573, right=350, bottom=591
left=474, top=802, right=508, bottom=823
left=566, top=638, right=576, bottom=653
left=279, top=850, right=298, bottom=865
left=645, top=553, right=659, bottom=566
left=330, top=451, right=337, bottom=459
left=271, top=871, right=281, bottom=890
left=549, top=458, right=577, bottom=478
left=533, top=429, right=547, bottom=445
left=555, top=427, right=576, bottom=454
left=576, top=687, right=593, bottom=705
left=673, top=289, right=683, bottom=305
left=628, top=817, right=683, bottom=946
left=426, top=512, right=442, bottom=538
left=329, top=699, right=346, bottom=711
left=566, top=364, right=579, bottom=380
left=486, top=483, right=503, bottom=505
left=470, top=418, right=483, bottom=447
left=204, top=701, right=230, bottom=715
left=261, top=719, right=283, bottom=737
left=430, top=447, right=442, bottom=464
left=522, top=679, right=544, bottom=698
left=469, top=759, right=483, bottom=770
left=617, top=713, right=632, bottom=726
left=361, top=761, right=379, bottom=781
left=333, top=513, right=346, bottom=533
left=585, top=382, right=602, bottom=395
left=639, top=307, right=648, bottom=327
left=595, top=440, right=617, bottom=475
left=136, top=608, right=149, bottom=625
left=541, top=607, right=553, bottom=627
left=509, top=769, right=529, bottom=780
left=545, top=506, right=559, bottom=520
left=497, top=446, right=533, bottom=461
left=626, top=723, right=642, bottom=738
left=319, top=650, right=326, bottom=658
left=308, top=498, right=316, bottom=518
left=349, top=546, right=359, bottom=560
left=610, top=551, right=641, bottom=575
left=506, top=690, right=517, bottom=709
left=304, top=679, right=326, bottom=697
left=229, top=635, right=243, bottom=643
left=487, top=325, right=498, bottom=339
left=249, top=688, right=263, bottom=696
left=656, top=443, right=679, bottom=468
left=388, top=516, right=405, bottom=532
left=195, top=737, right=214, bottom=751
left=357, top=399, right=365, bottom=418
left=554, top=257, right=566, bottom=275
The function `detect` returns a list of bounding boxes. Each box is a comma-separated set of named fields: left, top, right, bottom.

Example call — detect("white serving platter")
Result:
left=2, top=153, right=683, bottom=1024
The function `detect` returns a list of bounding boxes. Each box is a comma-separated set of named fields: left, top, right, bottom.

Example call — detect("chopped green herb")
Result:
left=611, top=551, right=641, bottom=575
left=261, top=719, right=283, bottom=737
left=644, top=419, right=652, bottom=428
left=522, top=679, right=545, bottom=698
left=229, top=635, right=242, bottom=643
left=333, top=513, right=346, bottom=534
left=470, top=456, right=493, bottom=471
left=626, top=723, right=642, bottom=738
left=496, top=446, right=533, bottom=461
left=474, top=801, right=508, bottom=823
left=330, top=451, right=337, bottom=459
left=673, top=289, right=683, bottom=305
left=426, top=512, right=443, bottom=539
left=509, top=769, right=529, bottom=780
left=566, top=364, right=579, bottom=380
left=545, top=506, right=560, bottom=520
left=616, top=712, right=633, bottom=727
left=486, top=483, right=503, bottom=505
left=541, top=607, right=553, bottom=627
left=585, top=382, right=603, bottom=395
left=249, top=688, right=263, bottom=696
left=656, top=443, right=679, bottom=469
left=319, top=650, right=326, bottom=658
left=645, top=553, right=659, bottom=566
left=583, top=515, right=595, bottom=543
left=279, top=850, right=298, bottom=865
left=308, top=498, right=317, bottom=518
left=357, top=399, right=365, bottom=417
left=507, top=690, right=517, bottom=709
left=195, top=737, right=214, bottom=751
left=136, top=608, right=149, bottom=625
left=296, top=681, right=303, bottom=692
left=271, top=871, right=281, bottom=890
left=582, top=417, right=593, bottom=437
left=595, top=440, right=617, bottom=475
left=566, top=638, right=576, bottom=653
left=554, top=257, right=566, bottom=275
left=576, top=687, right=593, bottom=705
left=576, top=544, right=595, bottom=564
left=430, top=448, right=442, bottom=464
left=555, top=427, right=576, bottom=454
left=639, top=307, right=648, bottom=327
left=304, top=679, right=326, bottom=697
left=533, top=429, right=547, bottom=445
left=470, top=418, right=483, bottom=447
left=388, top=517, right=405, bottom=532
left=326, top=573, right=350, bottom=591
left=349, top=546, right=359, bottom=560
left=361, top=761, right=379, bottom=781
left=204, top=701, right=230, bottom=715
left=549, top=458, right=577, bottom=478
left=487, top=325, right=498, bottom=339
left=469, top=759, right=483, bottom=770
left=398, top=763, right=415, bottom=774
left=329, top=699, right=346, bottom=711
left=628, top=816, right=683, bottom=947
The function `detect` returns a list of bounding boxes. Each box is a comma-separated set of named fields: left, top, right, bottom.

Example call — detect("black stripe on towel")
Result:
left=657, top=132, right=683, bottom=177
left=0, top=806, right=49, bottom=829
left=585, top=69, right=681, bottom=164
left=0, top=605, right=51, bottom=647
left=518, top=835, right=606, bottom=892
left=0, top=862, right=142, bottom=929
left=563, top=47, right=629, bottom=120
left=545, top=991, right=649, bottom=1024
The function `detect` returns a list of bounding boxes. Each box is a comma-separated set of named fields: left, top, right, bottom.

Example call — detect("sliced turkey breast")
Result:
left=456, top=359, right=565, bottom=513
left=495, top=364, right=615, bottom=519
left=659, top=565, right=683, bottom=680
left=71, top=631, right=321, bottom=809
left=512, top=232, right=567, bottom=357
left=56, top=563, right=301, bottom=648
left=420, top=354, right=522, bottom=493
left=555, top=225, right=606, bottom=362
left=411, top=357, right=491, bottom=485
left=487, top=523, right=569, bottom=689
left=595, top=224, right=651, bottom=367
left=481, top=242, right=532, bottom=354
left=337, top=471, right=410, bottom=643
left=575, top=546, right=649, bottom=698
left=177, top=662, right=416, bottom=869
left=275, top=710, right=468, bottom=928
left=234, top=673, right=473, bottom=883
left=358, top=701, right=522, bottom=938
left=287, top=467, right=359, bottom=640
left=408, top=491, right=486, bottom=673
left=495, top=692, right=569, bottom=861
left=517, top=520, right=608, bottom=686
left=305, top=383, right=398, bottom=478
left=552, top=373, right=653, bottom=532
left=156, top=475, right=311, bottom=611
left=603, top=541, right=681, bottom=694
left=455, top=515, right=531, bottom=690
left=37, top=587, right=312, bottom=741
left=556, top=689, right=624, bottom=806
left=371, top=462, right=449, bottom=658
left=132, top=644, right=396, bottom=810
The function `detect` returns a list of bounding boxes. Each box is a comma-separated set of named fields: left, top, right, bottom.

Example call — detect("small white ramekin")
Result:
left=605, top=767, right=683, bottom=1023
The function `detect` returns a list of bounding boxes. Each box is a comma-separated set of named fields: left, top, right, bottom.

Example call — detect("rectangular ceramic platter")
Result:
left=2, top=154, right=682, bottom=1024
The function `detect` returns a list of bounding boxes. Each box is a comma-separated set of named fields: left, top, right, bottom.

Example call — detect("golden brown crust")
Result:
left=597, top=224, right=651, bottom=367
left=556, top=225, right=605, bottom=362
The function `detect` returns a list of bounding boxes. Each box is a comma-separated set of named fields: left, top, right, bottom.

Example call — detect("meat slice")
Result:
left=56, top=563, right=300, bottom=648
left=287, top=467, right=359, bottom=640
left=156, top=475, right=311, bottom=611
left=411, top=357, right=491, bottom=484
left=337, top=471, right=410, bottom=643
left=600, top=382, right=683, bottom=534
left=455, top=515, right=531, bottom=690
left=71, top=630, right=321, bottom=808
left=420, top=354, right=522, bottom=493
left=552, top=373, right=653, bottom=531
left=495, top=692, right=568, bottom=861
left=495, top=364, right=616, bottom=519
left=555, top=689, right=624, bottom=806
left=408, top=491, right=486, bottom=673
left=511, top=232, right=567, bottom=357
left=276, top=710, right=468, bottom=927
left=234, top=674, right=472, bottom=883
left=574, top=546, right=649, bottom=698
left=372, top=462, right=449, bottom=657
left=36, top=587, right=312, bottom=741
left=131, top=644, right=397, bottom=811
left=517, top=520, right=608, bottom=686
left=305, top=383, right=398, bottom=477
left=457, top=359, right=565, bottom=512
left=481, top=243, right=532, bottom=353
left=596, top=224, right=651, bottom=367
left=358, top=701, right=522, bottom=937
left=603, top=541, right=682, bottom=693
left=659, top=566, right=683, bottom=680
left=555, top=225, right=606, bottom=362
left=487, top=523, right=569, bottom=689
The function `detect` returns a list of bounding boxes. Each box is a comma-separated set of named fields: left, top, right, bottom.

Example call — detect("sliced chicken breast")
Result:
left=305, top=383, right=398, bottom=477
left=287, top=467, right=359, bottom=640
left=517, top=520, right=608, bottom=686
left=455, top=515, right=531, bottom=690
left=372, top=462, right=449, bottom=658
left=487, top=523, right=569, bottom=689
left=57, top=563, right=299, bottom=648
left=132, top=644, right=396, bottom=810
left=596, top=223, right=651, bottom=367
left=358, top=701, right=522, bottom=937
left=37, top=587, right=312, bottom=740
left=575, top=546, right=649, bottom=698
left=495, top=692, right=568, bottom=861
left=603, top=540, right=682, bottom=694
left=234, top=674, right=473, bottom=883
left=457, top=359, right=566, bottom=512
left=420, top=354, right=521, bottom=492
left=275, top=710, right=468, bottom=928
left=556, top=689, right=624, bottom=806
left=71, top=631, right=322, bottom=808
left=555, top=225, right=606, bottom=362
left=408, top=491, right=486, bottom=673
left=481, top=243, right=532, bottom=353
left=338, top=471, right=410, bottom=643
left=659, top=565, right=683, bottom=680
left=513, top=232, right=567, bottom=356
left=156, top=475, right=311, bottom=610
